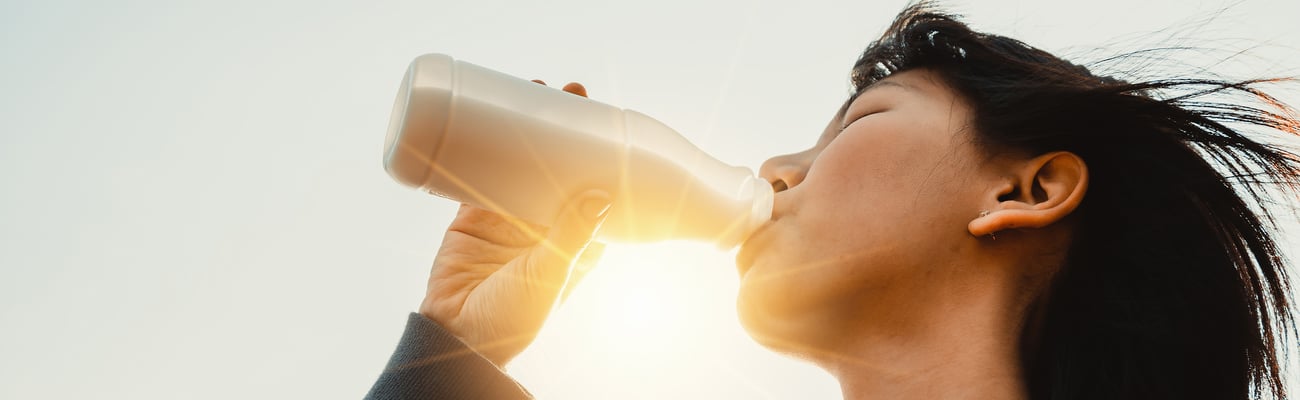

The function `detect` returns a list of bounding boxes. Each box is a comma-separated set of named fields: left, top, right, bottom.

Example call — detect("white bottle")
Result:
left=383, top=54, right=773, bottom=248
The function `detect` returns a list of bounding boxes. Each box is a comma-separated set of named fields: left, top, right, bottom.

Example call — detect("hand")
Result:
left=418, top=82, right=606, bottom=367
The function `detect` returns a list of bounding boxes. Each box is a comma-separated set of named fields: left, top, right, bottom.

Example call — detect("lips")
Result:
left=735, top=221, right=774, bottom=276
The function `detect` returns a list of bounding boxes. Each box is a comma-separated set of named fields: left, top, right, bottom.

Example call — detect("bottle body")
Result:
left=383, top=54, right=772, bottom=247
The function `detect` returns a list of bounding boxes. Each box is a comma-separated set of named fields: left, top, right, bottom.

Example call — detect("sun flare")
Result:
left=526, top=242, right=747, bottom=359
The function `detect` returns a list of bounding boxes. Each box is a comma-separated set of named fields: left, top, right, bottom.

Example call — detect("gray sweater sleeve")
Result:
left=364, top=313, right=533, bottom=400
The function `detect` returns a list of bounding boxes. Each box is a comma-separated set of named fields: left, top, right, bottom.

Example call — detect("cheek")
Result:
left=805, top=121, right=974, bottom=229
left=737, top=119, right=980, bottom=342
left=738, top=126, right=965, bottom=306
left=795, top=136, right=914, bottom=243
left=805, top=127, right=928, bottom=204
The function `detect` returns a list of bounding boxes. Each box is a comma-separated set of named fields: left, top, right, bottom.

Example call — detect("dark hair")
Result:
left=851, top=3, right=1300, bottom=399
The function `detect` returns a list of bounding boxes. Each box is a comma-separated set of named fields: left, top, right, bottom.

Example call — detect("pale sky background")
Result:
left=2, top=0, right=1299, bottom=399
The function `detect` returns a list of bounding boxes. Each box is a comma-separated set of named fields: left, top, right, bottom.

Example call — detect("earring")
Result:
left=978, top=210, right=996, bottom=240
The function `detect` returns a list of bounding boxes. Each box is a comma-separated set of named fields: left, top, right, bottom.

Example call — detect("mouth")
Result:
left=734, top=221, right=774, bottom=277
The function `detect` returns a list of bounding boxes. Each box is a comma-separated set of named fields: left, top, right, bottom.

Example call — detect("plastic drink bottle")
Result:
left=383, top=54, right=773, bottom=248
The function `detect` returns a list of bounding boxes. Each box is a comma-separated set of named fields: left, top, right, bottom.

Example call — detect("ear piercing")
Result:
left=978, top=210, right=996, bottom=240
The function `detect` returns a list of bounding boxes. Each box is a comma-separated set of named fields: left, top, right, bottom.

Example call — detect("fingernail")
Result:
left=563, top=82, right=588, bottom=97
left=580, top=197, right=612, bottom=220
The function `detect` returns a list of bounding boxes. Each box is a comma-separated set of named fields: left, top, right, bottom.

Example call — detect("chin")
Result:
left=735, top=280, right=818, bottom=359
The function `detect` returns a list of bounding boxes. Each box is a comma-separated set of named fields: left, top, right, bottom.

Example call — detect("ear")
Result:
left=968, top=151, right=1088, bottom=237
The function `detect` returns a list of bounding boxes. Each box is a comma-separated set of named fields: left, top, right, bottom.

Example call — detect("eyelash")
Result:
left=839, top=111, right=878, bottom=132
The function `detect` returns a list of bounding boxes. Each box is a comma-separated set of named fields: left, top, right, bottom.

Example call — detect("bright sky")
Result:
left=3, top=0, right=1299, bottom=399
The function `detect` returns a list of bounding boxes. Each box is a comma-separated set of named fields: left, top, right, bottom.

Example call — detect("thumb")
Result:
left=560, top=241, right=606, bottom=303
left=518, top=190, right=611, bottom=300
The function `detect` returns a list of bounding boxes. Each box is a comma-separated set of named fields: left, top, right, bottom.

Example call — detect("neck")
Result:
left=825, top=271, right=1032, bottom=400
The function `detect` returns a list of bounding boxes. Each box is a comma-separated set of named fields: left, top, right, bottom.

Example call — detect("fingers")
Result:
left=447, top=203, right=549, bottom=248
left=531, top=79, right=589, bottom=98
left=560, top=241, right=606, bottom=303
left=517, top=190, right=611, bottom=300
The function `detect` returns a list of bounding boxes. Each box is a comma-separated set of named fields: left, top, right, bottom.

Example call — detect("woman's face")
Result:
left=735, top=69, right=992, bottom=353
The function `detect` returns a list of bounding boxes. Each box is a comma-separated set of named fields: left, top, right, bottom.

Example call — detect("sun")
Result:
left=579, top=244, right=702, bottom=354
left=506, top=240, right=835, bottom=400
left=517, top=240, right=745, bottom=358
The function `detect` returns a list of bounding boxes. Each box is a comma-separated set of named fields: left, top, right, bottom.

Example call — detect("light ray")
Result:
left=745, top=248, right=879, bottom=285
left=664, top=155, right=699, bottom=239
left=667, top=9, right=756, bottom=242
left=484, top=267, right=574, bottom=293
left=404, top=137, right=580, bottom=263
left=701, top=8, right=754, bottom=143
left=514, top=124, right=570, bottom=203
left=617, top=114, right=640, bottom=240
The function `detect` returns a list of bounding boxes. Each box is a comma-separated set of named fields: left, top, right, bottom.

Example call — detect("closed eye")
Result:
left=840, top=109, right=885, bottom=132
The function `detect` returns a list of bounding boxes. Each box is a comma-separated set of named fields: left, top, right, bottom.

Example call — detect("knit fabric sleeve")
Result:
left=364, top=313, right=533, bottom=400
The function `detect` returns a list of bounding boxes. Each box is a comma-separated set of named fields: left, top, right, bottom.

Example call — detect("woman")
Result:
left=367, top=3, right=1300, bottom=399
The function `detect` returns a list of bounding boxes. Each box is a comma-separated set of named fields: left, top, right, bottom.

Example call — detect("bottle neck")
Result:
left=718, top=176, right=774, bottom=249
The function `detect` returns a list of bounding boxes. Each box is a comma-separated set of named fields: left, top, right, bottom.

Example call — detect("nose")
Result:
left=759, top=150, right=814, bottom=193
